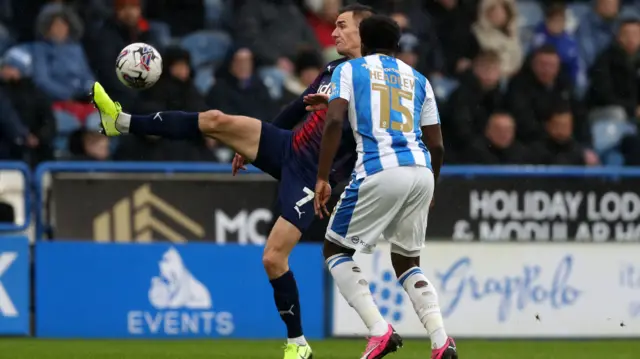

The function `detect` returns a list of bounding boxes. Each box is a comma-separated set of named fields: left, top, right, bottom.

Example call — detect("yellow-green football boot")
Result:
left=90, top=82, right=122, bottom=136
left=283, top=343, right=313, bottom=359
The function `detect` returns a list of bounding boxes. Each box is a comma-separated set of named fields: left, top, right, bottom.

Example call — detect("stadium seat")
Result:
left=259, top=67, right=285, bottom=100
left=148, top=21, right=172, bottom=50
left=180, top=30, right=232, bottom=68
left=430, top=77, right=459, bottom=101
left=602, top=150, right=625, bottom=166
left=621, top=4, right=640, bottom=18
left=53, top=110, right=82, bottom=156
left=204, top=0, right=225, bottom=29
left=517, top=1, right=544, bottom=49
left=517, top=1, right=544, bottom=29
left=566, top=3, right=590, bottom=34
left=85, top=112, right=102, bottom=132
left=194, top=65, right=216, bottom=95
left=591, top=118, right=636, bottom=154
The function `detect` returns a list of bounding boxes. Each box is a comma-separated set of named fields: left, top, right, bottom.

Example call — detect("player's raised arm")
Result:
left=315, top=62, right=352, bottom=217
left=420, top=81, right=444, bottom=184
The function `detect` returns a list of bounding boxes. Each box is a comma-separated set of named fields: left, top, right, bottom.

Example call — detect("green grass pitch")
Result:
left=0, top=339, right=639, bottom=359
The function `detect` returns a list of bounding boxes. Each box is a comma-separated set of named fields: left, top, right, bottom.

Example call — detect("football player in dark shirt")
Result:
left=91, top=5, right=374, bottom=359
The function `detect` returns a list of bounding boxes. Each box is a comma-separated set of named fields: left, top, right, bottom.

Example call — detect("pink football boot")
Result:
left=431, top=337, right=458, bottom=359
left=361, top=324, right=403, bottom=359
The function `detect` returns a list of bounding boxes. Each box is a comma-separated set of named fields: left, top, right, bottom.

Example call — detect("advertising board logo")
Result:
left=93, top=184, right=204, bottom=243
left=127, top=247, right=234, bottom=336
left=369, top=250, right=406, bottom=323
left=435, top=255, right=581, bottom=322
left=0, top=252, right=18, bottom=317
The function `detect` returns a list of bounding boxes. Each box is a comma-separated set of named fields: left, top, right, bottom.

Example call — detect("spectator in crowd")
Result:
left=0, top=90, right=29, bottom=160
left=0, top=47, right=55, bottom=166
left=0, top=0, right=12, bottom=53
left=588, top=18, right=640, bottom=119
left=145, top=0, right=205, bottom=37
left=304, top=0, right=341, bottom=60
left=442, top=50, right=505, bottom=160
left=530, top=102, right=599, bottom=165
left=281, top=48, right=324, bottom=107
left=575, top=0, right=621, bottom=69
left=138, top=46, right=208, bottom=114
left=462, top=112, right=530, bottom=164
left=390, top=11, right=445, bottom=77
left=32, top=5, right=94, bottom=102
left=83, top=0, right=161, bottom=110
left=397, top=32, right=421, bottom=70
left=531, top=2, right=581, bottom=84
left=67, top=127, right=110, bottom=161
left=507, top=45, right=584, bottom=143
left=207, top=47, right=278, bottom=122
left=425, top=0, right=479, bottom=77
left=471, top=0, right=523, bottom=77
left=235, top=0, right=320, bottom=74
left=114, top=46, right=214, bottom=163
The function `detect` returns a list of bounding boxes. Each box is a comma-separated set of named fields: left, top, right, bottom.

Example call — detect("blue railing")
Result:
left=0, top=161, right=31, bottom=232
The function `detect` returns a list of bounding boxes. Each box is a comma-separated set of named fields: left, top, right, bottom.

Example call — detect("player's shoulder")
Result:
left=326, top=57, right=349, bottom=74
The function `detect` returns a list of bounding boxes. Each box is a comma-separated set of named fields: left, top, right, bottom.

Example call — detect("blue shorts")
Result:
left=252, top=122, right=317, bottom=232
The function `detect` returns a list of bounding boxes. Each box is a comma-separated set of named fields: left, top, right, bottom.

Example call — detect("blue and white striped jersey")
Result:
left=328, top=54, right=440, bottom=179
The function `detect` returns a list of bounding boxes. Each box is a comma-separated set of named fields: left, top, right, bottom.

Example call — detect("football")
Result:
left=115, top=43, right=163, bottom=89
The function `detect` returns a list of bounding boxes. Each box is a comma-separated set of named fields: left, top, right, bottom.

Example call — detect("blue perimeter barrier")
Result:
left=0, top=161, right=31, bottom=232
left=10, top=160, right=640, bottom=240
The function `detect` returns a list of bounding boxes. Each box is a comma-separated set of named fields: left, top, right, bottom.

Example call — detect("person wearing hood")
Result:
left=32, top=5, right=94, bottom=102
left=0, top=46, right=55, bottom=166
left=206, top=47, right=278, bottom=122
left=471, top=0, right=523, bottom=77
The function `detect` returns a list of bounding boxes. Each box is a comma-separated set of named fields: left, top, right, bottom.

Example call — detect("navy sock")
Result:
left=128, top=111, right=201, bottom=139
left=270, top=270, right=304, bottom=338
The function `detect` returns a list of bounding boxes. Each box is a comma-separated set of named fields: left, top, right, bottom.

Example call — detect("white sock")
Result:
left=287, top=335, right=308, bottom=346
left=399, top=267, right=448, bottom=349
left=326, top=253, right=389, bottom=337
left=115, top=112, right=131, bottom=133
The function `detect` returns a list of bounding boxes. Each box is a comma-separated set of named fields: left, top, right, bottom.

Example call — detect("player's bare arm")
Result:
left=314, top=98, right=348, bottom=218
left=422, top=124, right=444, bottom=207
left=422, top=124, right=444, bottom=183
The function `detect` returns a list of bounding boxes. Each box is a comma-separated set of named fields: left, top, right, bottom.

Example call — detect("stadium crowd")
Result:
left=0, top=0, right=638, bottom=167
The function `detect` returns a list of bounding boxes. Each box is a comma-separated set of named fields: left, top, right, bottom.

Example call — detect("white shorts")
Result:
left=326, top=166, right=434, bottom=256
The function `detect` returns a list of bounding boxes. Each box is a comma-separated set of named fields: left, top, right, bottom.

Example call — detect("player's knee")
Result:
left=262, top=249, right=288, bottom=276
left=323, top=239, right=354, bottom=260
left=199, top=110, right=227, bottom=134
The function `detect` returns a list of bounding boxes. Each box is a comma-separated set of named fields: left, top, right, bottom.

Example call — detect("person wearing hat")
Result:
left=0, top=46, right=54, bottom=165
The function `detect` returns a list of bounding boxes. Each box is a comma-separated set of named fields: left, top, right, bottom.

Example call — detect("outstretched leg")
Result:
left=91, top=82, right=262, bottom=161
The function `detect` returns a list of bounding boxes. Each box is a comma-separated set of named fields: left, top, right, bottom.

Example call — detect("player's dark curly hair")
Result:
left=359, top=15, right=401, bottom=56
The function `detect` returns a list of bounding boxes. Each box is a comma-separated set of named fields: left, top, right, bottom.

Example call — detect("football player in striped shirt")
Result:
left=313, top=15, right=456, bottom=359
